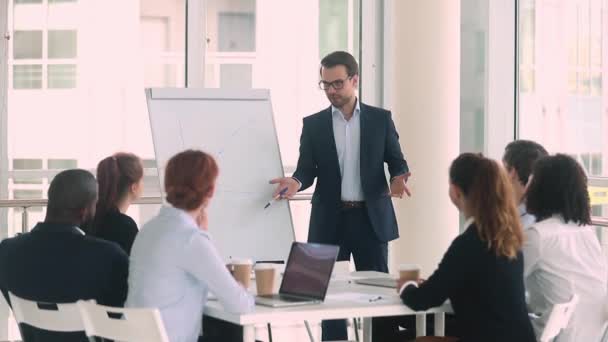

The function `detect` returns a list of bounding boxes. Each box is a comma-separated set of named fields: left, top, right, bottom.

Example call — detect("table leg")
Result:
left=243, top=325, right=256, bottom=342
left=304, top=320, right=316, bottom=342
left=416, top=313, right=427, bottom=337
left=362, top=317, right=372, bottom=342
left=434, top=312, right=445, bottom=336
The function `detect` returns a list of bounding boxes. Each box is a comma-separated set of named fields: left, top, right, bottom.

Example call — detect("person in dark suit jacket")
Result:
left=397, top=154, right=536, bottom=342
left=270, top=51, right=410, bottom=340
left=87, top=152, right=144, bottom=255
left=0, top=169, right=129, bottom=342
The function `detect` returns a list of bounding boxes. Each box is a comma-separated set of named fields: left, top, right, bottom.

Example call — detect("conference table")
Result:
left=204, top=271, right=453, bottom=342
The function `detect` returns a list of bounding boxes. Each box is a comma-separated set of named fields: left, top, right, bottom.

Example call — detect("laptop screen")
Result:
left=279, top=242, right=339, bottom=300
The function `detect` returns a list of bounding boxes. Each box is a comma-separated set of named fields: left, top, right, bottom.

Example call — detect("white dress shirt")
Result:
left=332, top=99, right=364, bottom=201
left=127, top=206, right=254, bottom=342
left=523, top=215, right=608, bottom=342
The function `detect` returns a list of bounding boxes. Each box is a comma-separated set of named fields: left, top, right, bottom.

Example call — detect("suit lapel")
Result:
left=322, top=107, right=342, bottom=180
left=359, top=102, right=370, bottom=177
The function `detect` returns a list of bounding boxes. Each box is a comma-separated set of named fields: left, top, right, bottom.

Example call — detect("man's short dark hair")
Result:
left=320, top=51, right=359, bottom=77
left=47, top=169, right=97, bottom=218
left=526, top=154, right=591, bottom=225
left=503, top=140, right=548, bottom=185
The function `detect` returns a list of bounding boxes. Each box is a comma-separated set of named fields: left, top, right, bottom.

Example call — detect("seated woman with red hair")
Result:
left=126, top=150, right=254, bottom=342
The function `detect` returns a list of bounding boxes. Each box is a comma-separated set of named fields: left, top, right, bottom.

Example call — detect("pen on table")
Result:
left=264, top=188, right=288, bottom=209
left=368, top=296, right=383, bottom=302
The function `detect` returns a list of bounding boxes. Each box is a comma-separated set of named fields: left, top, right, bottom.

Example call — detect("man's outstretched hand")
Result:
left=390, top=172, right=412, bottom=198
left=268, top=177, right=300, bottom=199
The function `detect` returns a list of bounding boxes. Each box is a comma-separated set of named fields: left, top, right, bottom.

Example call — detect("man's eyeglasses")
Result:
left=318, top=76, right=353, bottom=90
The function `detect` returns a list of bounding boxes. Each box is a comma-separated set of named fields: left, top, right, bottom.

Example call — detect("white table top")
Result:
left=204, top=272, right=452, bottom=326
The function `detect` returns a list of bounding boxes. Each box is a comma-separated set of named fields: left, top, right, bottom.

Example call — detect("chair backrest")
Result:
left=540, top=294, right=579, bottom=342
left=8, top=291, right=84, bottom=333
left=77, top=300, right=169, bottom=342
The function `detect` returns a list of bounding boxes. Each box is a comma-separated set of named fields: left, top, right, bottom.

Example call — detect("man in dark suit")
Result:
left=0, top=169, right=129, bottom=342
left=270, top=51, right=410, bottom=340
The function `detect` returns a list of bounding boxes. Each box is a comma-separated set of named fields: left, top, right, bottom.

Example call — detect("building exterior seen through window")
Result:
left=517, top=0, right=608, bottom=244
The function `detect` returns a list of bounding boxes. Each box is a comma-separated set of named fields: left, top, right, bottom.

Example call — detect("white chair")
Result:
left=77, top=300, right=169, bottom=342
left=8, top=291, right=84, bottom=334
left=539, top=294, right=579, bottom=342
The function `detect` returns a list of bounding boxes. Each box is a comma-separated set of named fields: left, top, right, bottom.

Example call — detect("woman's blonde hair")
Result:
left=449, top=153, right=523, bottom=259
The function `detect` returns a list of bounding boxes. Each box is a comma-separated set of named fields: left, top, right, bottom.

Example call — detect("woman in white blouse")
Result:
left=127, top=150, right=254, bottom=342
left=524, top=154, right=608, bottom=342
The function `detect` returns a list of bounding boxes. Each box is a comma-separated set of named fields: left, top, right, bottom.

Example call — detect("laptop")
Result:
left=354, top=277, right=398, bottom=288
left=255, top=242, right=339, bottom=308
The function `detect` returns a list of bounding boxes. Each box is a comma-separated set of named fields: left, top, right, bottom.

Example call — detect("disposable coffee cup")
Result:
left=255, top=263, right=277, bottom=296
left=230, top=258, right=253, bottom=288
left=399, top=264, right=421, bottom=282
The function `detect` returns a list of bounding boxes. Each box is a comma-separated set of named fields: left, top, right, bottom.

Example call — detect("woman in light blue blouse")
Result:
left=127, top=150, right=254, bottom=342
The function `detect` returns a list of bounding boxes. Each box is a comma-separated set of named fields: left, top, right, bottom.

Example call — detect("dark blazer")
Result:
left=0, top=222, right=129, bottom=342
left=90, top=210, right=139, bottom=255
left=401, top=224, right=536, bottom=342
left=292, top=103, right=408, bottom=243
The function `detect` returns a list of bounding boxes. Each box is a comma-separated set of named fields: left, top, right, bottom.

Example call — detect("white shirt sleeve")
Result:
left=181, top=232, right=255, bottom=314
left=522, top=228, right=541, bottom=278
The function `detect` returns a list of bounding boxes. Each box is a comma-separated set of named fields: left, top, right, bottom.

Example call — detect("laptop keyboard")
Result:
left=259, top=294, right=308, bottom=302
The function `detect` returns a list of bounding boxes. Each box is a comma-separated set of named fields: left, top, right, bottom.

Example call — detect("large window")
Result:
left=517, top=0, right=608, bottom=242
left=1, top=0, right=185, bottom=339
left=1, top=1, right=360, bottom=338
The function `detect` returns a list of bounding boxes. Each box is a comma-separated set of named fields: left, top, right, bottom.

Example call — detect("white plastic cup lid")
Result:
left=230, top=257, right=253, bottom=265
left=255, top=263, right=276, bottom=270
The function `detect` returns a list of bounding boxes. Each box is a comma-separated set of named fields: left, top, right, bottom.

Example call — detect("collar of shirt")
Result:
left=158, top=205, right=211, bottom=239
left=30, top=222, right=85, bottom=235
left=464, top=217, right=475, bottom=230
left=517, top=203, right=527, bottom=217
left=331, top=98, right=361, bottom=121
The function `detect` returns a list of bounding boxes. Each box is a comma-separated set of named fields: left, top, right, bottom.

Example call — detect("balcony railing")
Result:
left=0, top=194, right=314, bottom=233
left=1, top=195, right=607, bottom=235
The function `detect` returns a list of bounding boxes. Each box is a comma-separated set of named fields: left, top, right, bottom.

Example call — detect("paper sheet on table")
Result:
left=326, top=292, right=392, bottom=304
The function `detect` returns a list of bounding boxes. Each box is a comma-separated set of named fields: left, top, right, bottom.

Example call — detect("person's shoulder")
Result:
left=0, top=235, right=22, bottom=258
left=0, top=233, right=32, bottom=254
left=114, top=212, right=139, bottom=231
left=82, top=235, right=129, bottom=260
left=453, top=224, right=485, bottom=251
left=304, top=107, right=331, bottom=122
left=360, top=103, right=391, bottom=116
left=528, top=216, right=564, bottom=236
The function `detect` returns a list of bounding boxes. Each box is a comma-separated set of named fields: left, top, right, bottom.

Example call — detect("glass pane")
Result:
left=461, top=0, right=488, bottom=154
left=12, top=65, right=42, bottom=89
left=518, top=0, right=608, bottom=219
left=218, top=12, right=256, bottom=52
left=518, top=0, right=608, bottom=227
left=48, top=30, right=77, bottom=59
left=140, top=2, right=186, bottom=88
left=12, top=189, right=42, bottom=200
left=319, top=0, right=348, bottom=58
left=48, top=64, right=77, bottom=88
left=13, top=30, right=42, bottom=59
left=591, top=71, right=602, bottom=96
left=12, top=158, right=43, bottom=169
left=219, top=64, right=252, bottom=88
left=47, top=158, right=78, bottom=169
